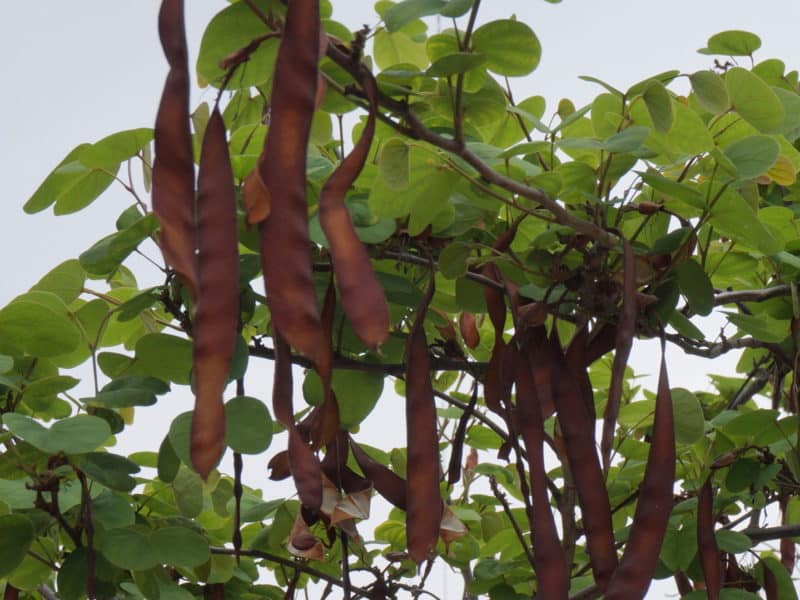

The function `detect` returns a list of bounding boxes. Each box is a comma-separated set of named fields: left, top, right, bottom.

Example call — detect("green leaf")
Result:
left=715, top=529, right=752, bottom=553
left=24, top=145, right=89, bottom=213
left=57, top=550, right=88, bottom=600
left=22, top=375, right=80, bottom=411
left=699, top=30, right=761, bottom=56
left=172, top=467, right=204, bottom=518
left=668, top=310, right=705, bottom=340
left=0, top=479, right=36, bottom=510
left=0, top=355, right=12, bottom=374
left=78, top=128, right=153, bottom=169
left=426, top=52, right=486, bottom=77
left=438, top=242, right=471, bottom=279
left=603, top=126, right=650, bottom=153
left=758, top=556, right=798, bottom=600
left=723, top=135, right=780, bottom=179
left=79, top=213, right=157, bottom=276
left=383, top=0, right=445, bottom=31
left=0, top=292, right=82, bottom=357
left=374, top=29, right=429, bottom=70
left=197, top=1, right=280, bottom=88
left=690, top=71, right=730, bottom=114
left=642, top=81, right=673, bottom=133
left=676, top=259, right=714, bottom=316
left=2, top=413, right=110, bottom=454
left=8, top=537, right=53, bottom=589
left=725, top=312, right=788, bottom=343
left=708, top=188, right=781, bottom=255
left=225, top=396, right=273, bottom=454
left=379, top=138, right=410, bottom=190
left=0, top=514, right=34, bottom=578
left=471, top=20, right=541, bottom=77
left=168, top=411, right=193, bottom=467
left=30, top=259, right=85, bottom=305
left=133, top=333, right=193, bottom=385
left=158, top=435, right=180, bottom=483
left=303, top=369, right=384, bottom=430
left=80, top=452, right=140, bottom=492
left=92, top=491, right=135, bottom=530
left=726, top=68, right=785, bottom=133
left=151, top=527, right=211, bottom=568
left=98, top=527, right=159, bottom=571
left=638, top=171, right=705, bottom=210
left=671, top=388, right=705, bottom=444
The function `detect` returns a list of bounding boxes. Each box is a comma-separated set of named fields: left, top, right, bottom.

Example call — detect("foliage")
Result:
left=2, top=1, right=800, bottom=599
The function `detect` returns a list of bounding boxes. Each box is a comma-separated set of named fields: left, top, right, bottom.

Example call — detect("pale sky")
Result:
left=2, top=2, right=799, bottom=597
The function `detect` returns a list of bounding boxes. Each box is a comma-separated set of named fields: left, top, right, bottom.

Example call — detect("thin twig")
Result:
left=249, top=342, right=489, bottom=375
left=210, top=546, right=373, bottom=597
left=453, top=0, right=481, bottom=144
left=488, top=476, right=536, bottom=571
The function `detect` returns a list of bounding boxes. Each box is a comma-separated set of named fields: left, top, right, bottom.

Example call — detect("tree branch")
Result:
left=714, top=285, right=791, bottom=306
left=249, top=342, right=488, bottom=375
left=740, top=523, right=800, bottom=543
left=665, top=333, right=769, bottom=359
left=324, top=39, right=618, bottom=249
left=210, top=546, right=373, bottom=597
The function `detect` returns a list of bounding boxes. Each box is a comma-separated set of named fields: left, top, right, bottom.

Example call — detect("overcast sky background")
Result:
left=2, top=2, right=800, bottom=597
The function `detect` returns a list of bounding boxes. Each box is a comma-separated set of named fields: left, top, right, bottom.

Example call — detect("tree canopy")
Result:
left=2, top=1, right=800, bottom=599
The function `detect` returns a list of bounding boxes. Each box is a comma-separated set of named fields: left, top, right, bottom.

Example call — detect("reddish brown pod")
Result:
left=319, top=70, right=389, bottom=350
left=605, top=342, right=675, bottom=599
left=404, top=274, right=443, bottom=564
left=258, top=0, right=322, bottom=360
left=152, top=0, right=197, bottom=297
left=190, top=108, right=240, bottom=480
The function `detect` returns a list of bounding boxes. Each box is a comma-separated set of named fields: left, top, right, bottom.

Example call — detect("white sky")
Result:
left=2, top=1, right=799, bottom=597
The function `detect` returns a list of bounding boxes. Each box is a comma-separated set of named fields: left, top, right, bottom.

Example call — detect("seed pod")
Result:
left=405, top=272, right=442, bottom=564
left=258, top=0, right=322, bottom=360
left=319, top=70, right=389, bottom=350
left=152, top=0, right=197, bottom=296
left=190, top=108, right=240, bottom=480
left=602, top=238, right=637, bottom=472
left=605, top=341, right=675, bottom=599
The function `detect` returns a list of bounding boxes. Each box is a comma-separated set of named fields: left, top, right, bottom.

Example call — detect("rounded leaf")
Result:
left=224, top=395, right=273, bottom=454
left=671, top=388, right=705, bottom=445
left=699, top=30, right=761, bottom=57
left=99, top=527, right=159, bottom=571
left=723, top=135, right=780, bottom=179
left=0, top=514, right=34, bottom=578
left=152, top=526, right=210, bottom=568
left=303, top=369, right=384, bottom=430
left=726, top=68, right=785, bottom=133
left=676, top=258, right=714, bottom=316
left=472, top=20, right=541, bottom=76
left=689, top=71, right=729, bottom=114
left=0, top=294, right=81, bottom=357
